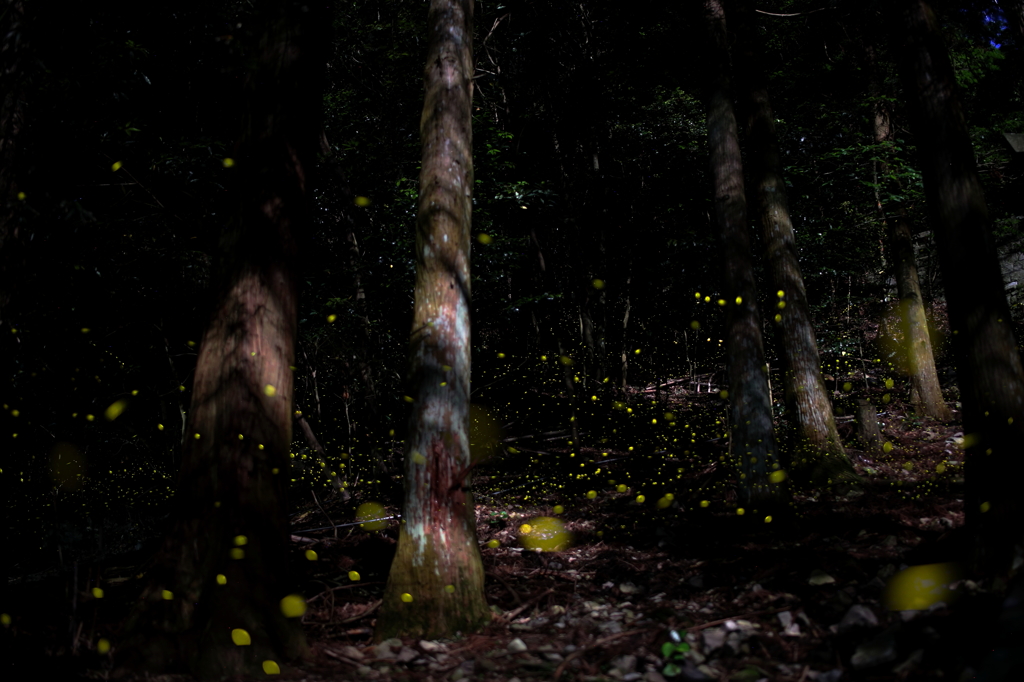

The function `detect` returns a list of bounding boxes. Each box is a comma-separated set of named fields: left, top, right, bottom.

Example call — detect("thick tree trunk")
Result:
left=866, top=42, right=952, bottom=422
left=703, top=0, right=785, bottom=511
left=730, top=0, right=858, bottom=488
left=118, top=1, right=323, bottom=677
left=895, top=0, right=1024, bottom=574
left=376, top=0, right=489, bottom=641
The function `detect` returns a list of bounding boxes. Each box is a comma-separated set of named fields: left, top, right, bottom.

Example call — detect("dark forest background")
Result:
left=1, top=0, right=1023, bottom=678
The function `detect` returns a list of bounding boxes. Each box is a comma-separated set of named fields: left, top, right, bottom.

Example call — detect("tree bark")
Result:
left=730, top=0, right=858, bottom=488
left=376, top=0, right=490, bottom=641
left=703, top=0, right=785, bottom=511
left=118, top=1, right=324, bottom=676
left=895, top=0, right=1024, bottom=574
left=865, top=42, right=952, bottom=422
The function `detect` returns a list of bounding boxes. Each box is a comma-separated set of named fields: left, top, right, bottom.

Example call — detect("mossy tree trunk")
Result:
left=375, top=0, right=490, bottom=641
left=866, top=41, right=952, bottom=422
left=895, top=0, right=1024, bottom=574
left=118, top=1, right=324, bottom=677
left=730, top=0, right=858, bottom=489
left=703, top=0, right=785, bottom=512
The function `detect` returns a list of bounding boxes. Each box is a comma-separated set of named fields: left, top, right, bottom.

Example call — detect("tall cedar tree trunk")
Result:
left=0, top=0, right=30, bottom=624
left=866, top=43, right=952, bottom=421
left=118, top=2, right=324, bottom=676
left=703, top=0, right=785, bottom=510
left=895, top=0, right=1024, bottom=574
left=376, top=0, right=490, bottom=641
left=730, top=0, right=858, bottom=488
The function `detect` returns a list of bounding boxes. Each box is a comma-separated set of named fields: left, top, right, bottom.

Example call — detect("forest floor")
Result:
left=3, top=389, right=1020, bottom=682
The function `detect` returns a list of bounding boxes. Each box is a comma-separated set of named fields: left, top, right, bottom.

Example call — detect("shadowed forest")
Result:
left=2, top=0, right=1024, bottom=681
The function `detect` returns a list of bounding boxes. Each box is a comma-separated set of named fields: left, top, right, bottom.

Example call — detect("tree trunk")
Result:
left=703, top=0, right=785, bottom=511
left=895, top=0, right=1024, bottom=574
left=866, top=42, right=952, bottom=422
left=0, top=0, right=30, bottom=632
left=118, top=1, right=324, bottom=676
left=376, top=0, right=489, bottom=641
left=730, top=0, right=858, bottom=488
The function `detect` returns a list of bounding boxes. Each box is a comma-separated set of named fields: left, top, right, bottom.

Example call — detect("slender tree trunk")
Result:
left=376, top=0, right=489, bottom=641
left=703, top=0, right=785, bottom=511
left=1007, top=0, right=1024, bottom=41
left=895, top=0, right=1024, bottom=574
left=866, top=42, right=952, bottom=421
left=730, top=0, right=858, bottom=488
left=619, top=269, right=632, bottom=394
left=118, top=2, right=324, bottom=676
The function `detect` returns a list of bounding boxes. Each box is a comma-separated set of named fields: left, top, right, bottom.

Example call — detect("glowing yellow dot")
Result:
left=553, top=505, right=564, bottom=515
left=305, top=550, right=318, bottom=561
left=690, top=320, right=701, bottom=330
left=700, top=500, right=709, bottom=508
left=717, top=299, right=726, bottom=306
left=694, top=291, right=701, bottom=299
left=445, top=584, right=455, bottom=593
left=16, top=192, right=25, bottom=200
left=86, top=414, right=95, bottom=422
left=497, top=352, right=506, bottom=358
left=842, top=382, right=852, bottom=392
left=354, top=196, right=371, bottom=206
left=769, top=469, right=788, bottom=484
left=0, top=613, right=10, bottom=626
left=262, top=660, right=281, bottom=675
left=903, top=462, right=914, bottom=471
left=401, top=593, right=413, bottom=603
left=980, top=501, right=991, bottom=513
left=586, top=490, right=597, bottom=499
left=161, top=590, right=173, bottom=600
left=264, top=384, right=277, bottom=397
left=403, top=395, right=414, bottom=402
left=636, top=495, right=646, bottom=504
left=157, top=423, right=164, bottom=431
left=111, top=161, right=123, bottom=171
left=735, top=296, right=742, bottom=305
left=217, top=574, right=227, bottom=584
left=719, top=390, right=729, bottom=399
left=487, top=539, right=500, bottom=548
left=234, top=535, right=248, bottom=546
left=258, top=444, right=264, bottom=450
left=882, top=393, right=891, bottom=404
left=777, top=290, right=785, bottom=298
left=774, top=314, right=782, bottom=323
left=592, top=279, right=605, bottom=289
left=477, top=233, right=492, bottom=244
left=885, top=378, right=894, bottom=389
left=222, top=158, right=235, bottom=167
left=704, top=296, right=711, bottom=302
left=935, top=464, right=946, bottom=474
left=883, top=442, right=893, bottom=453
left=92, top=587, right=104, bottom=599
left=356, top=502, right=387, bottom=531
left=777, top=301, right=786, bottom=309
left=656, top=496, right=672, bottom=509
left=280, top=594, right=307, bottom=618
left=519, top=523, right=533, bottom=534
left=327, top=314, right=337, bottom=323
left=736, top=508, right=745, bottom=516
left=179, top=385, right=185, bottom=391
left=616, top=484, right=627, bottom=493
left=231, top=629, right=251, bottom=645
left=97, top=638, right=111, bottom=654
left=230, top=548, right=244, bottom=559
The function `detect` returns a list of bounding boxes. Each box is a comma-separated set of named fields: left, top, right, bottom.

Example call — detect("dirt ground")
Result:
left=3, top=394, right=1022, bottom=682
